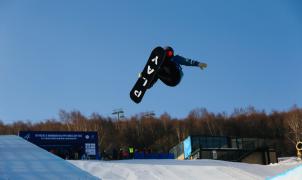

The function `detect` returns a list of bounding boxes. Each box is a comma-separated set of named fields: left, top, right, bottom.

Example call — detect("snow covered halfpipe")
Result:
left=0, top=135, right=99, bottom=180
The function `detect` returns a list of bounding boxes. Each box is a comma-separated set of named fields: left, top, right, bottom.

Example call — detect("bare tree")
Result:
left=285, top=106, right=302, bottom=145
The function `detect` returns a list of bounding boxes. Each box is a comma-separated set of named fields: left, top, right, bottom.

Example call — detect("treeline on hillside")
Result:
left=1, top=106, right=302, bottom=157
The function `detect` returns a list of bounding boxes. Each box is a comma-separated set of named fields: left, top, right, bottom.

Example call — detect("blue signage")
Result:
left=184, top=136, right=192, bottom=159
left=19, top=131, right=99, bottom=159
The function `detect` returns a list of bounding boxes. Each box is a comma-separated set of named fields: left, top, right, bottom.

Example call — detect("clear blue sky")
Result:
left=1, top=0, right=301, bottom=123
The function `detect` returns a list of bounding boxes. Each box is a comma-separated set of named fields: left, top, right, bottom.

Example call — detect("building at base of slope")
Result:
left=169, top=135, right=277, bottom=165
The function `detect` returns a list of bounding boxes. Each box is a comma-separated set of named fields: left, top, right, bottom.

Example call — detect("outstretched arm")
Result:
left=172, top=55, right=207, bottom=69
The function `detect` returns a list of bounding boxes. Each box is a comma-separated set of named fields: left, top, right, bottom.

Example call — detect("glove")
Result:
left=198, top=63, right=207, bottom=70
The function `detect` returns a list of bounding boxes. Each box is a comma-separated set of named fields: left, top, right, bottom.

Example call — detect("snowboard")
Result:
left=130, top=47, right=166, bottom=103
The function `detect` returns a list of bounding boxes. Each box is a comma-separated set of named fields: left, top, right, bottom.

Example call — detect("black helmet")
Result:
left=164, top=46, right=174, bottom=57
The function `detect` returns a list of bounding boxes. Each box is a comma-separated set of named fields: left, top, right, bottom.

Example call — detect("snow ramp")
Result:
left=0, top=135, right=99, bottom=180
left=268, top=164, right=302, bottom=180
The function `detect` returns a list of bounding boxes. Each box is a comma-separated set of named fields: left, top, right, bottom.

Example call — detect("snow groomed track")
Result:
left=1, top=135, right=302, bottom=180
left=0, top=135, right=99, bottom=180
left=70, top=158, right=302, bottom=180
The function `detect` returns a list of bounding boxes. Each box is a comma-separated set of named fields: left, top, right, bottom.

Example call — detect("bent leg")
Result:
left=157, top=61, right=182, bottom=87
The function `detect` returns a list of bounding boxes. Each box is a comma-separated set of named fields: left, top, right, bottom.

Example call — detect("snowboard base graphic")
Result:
left=130, top=47, right=166, bottom=103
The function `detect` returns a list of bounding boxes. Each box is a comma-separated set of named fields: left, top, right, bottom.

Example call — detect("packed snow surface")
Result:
left=70, top=158, right=302, bottom=180
left=268, top=157, right=302, bottom=180
left=0, top=135, right=98, bottom=180
left=1, top=135, right=302, bottom=180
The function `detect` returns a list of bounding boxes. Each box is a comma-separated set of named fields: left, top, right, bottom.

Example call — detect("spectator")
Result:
left=112, top=148, right=118, bottom=160
left=119, top=149, right=123, bottom=160
left=129, top=147, right=134, bottom=159
left=122, top=149, right=129, bottom=159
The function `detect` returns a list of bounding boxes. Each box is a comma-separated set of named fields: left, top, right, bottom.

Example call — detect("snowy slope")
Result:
left=1, top=135, right=301, bottom=180
left=268, top=157, right=302, bottom=180
left=0, top=135, right=99, bottom=180
left=70, top=158, right=302, bottom=180
left=270, top=164, right=302, bottom=180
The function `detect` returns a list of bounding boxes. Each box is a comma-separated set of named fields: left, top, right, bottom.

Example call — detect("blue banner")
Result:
left=19, top=131, right=99, bottom=159
left=184, top=136, right=192, bottom=159
left=133, top=152, right=174, bottom=159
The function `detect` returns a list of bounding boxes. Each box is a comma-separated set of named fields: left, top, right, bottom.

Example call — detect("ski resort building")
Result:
left=19, top=131, right=99, bottom=160
left=169, top=135, right=277, bottom=165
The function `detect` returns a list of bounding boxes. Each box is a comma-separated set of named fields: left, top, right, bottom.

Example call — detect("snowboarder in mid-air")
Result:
left=144, top=46, right=207, bottom=88
left=130, top=46, right=207, bottom=103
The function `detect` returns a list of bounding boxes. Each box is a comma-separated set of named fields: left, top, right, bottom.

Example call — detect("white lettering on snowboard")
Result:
left=134, top=90, right=142, bottom=97
left=142, top=77, right=148, bottom=87
left=151, top=56, right=158, bottom=65
left=147, top=66, right=154, bottom=75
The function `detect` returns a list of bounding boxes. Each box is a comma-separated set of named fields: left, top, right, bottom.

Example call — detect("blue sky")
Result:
left=0, top=0, right=301, bottom=122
